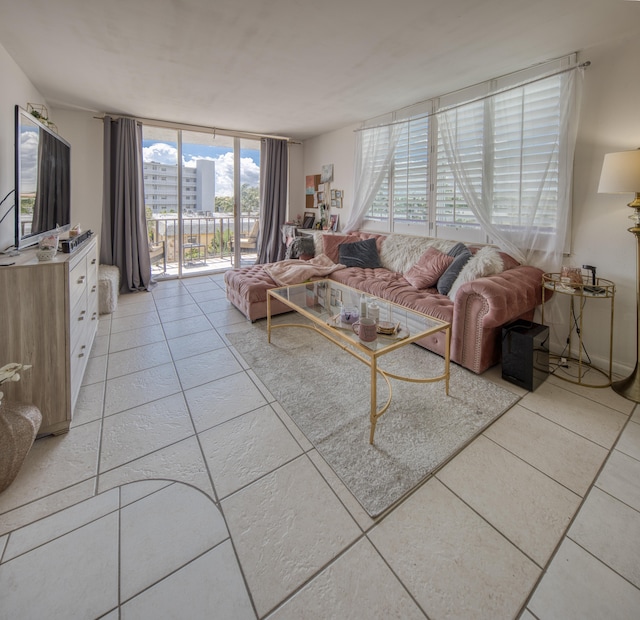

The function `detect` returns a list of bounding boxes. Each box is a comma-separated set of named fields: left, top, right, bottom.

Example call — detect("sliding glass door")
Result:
left=142, top=125, right=261, bottom=277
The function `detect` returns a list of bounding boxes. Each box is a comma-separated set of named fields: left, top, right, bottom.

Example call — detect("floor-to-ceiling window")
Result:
left=142, top=125, right=261, bottom=278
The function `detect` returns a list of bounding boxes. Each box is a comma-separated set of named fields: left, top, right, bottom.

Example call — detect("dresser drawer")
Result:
left=69, top=256, right=88, bottom=311
left=70, top=329, right=91, bottom=409
left=70, top=290, right=90, bottom=347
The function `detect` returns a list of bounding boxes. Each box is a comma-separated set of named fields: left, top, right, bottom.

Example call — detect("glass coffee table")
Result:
left=267, top=280, right=451, bottom=444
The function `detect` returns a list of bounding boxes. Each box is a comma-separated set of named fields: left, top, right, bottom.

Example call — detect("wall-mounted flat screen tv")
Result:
left=15, top=105, right=71, bottom=250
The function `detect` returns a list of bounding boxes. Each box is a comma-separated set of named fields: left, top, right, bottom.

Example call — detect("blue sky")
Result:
left=142, top=140, right=260, bottom=195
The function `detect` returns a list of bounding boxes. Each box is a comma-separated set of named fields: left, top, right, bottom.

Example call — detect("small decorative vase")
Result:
left=36, top=248, right=57, bottom=261
left=0, top=400, right=42, bottom=493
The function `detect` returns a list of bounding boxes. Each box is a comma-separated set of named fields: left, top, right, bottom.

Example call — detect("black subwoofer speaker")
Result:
left=501, top=320, right=549, bottom=391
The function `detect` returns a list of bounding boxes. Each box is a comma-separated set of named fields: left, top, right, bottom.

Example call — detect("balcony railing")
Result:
left=147, top=213, right=258, bottom=275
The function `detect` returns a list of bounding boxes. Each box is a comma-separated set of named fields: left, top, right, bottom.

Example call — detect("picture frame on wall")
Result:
left=321, top=164, right=334, bottom=184
left=305, top=174, right=320, bottom=195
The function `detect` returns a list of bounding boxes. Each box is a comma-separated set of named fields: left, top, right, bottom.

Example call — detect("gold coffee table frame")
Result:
left=267, top=280, right=451, bottom=444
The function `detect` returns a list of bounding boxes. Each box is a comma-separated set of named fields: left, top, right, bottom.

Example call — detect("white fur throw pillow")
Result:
left=380, top=234, right=456, bottom=273
left=448, top=246, right=504, bottom=301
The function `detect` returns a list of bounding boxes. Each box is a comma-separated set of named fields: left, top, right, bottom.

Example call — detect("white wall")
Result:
left=288, top=142, right=304, bottom=219
left=557, top=31, right=640, bottom=376
left=0, top=43, right=46, bottom=252
left=50, top=108, right=103, bottom=241
left=0, top=44, right=103, bottom=254
left=302, top=31, right=640, bottom=375
left=299, top=124, right=357, bottom=227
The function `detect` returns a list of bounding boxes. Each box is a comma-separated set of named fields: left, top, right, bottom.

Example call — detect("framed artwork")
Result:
left=316, top=191, right=325, bottom=202
left=331, top=199, right=337, bottom=208
left=302, top=212, right=315, bottom=229
left=321, top=164, right=334, bottom=183
left=330, top=288, right=343, bottom=308
left=305, top=174, right=320, bottom=195
left=329, top=214, right=339, bottom=232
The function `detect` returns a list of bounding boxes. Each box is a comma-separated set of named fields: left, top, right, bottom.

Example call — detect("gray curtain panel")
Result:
left=257, top=138, right=288, bottom=264
left=100, top=116, right=154, bottom=292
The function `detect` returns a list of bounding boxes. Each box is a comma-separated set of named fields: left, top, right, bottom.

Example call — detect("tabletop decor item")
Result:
left=35, top=228, right=61, bottom=261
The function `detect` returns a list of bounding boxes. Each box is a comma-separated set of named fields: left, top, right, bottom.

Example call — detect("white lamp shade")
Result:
left=598, top=149, right=640, bottom=194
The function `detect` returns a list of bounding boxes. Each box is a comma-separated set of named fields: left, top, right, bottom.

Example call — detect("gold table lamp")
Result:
left=598, top=148, right=640, bottom=401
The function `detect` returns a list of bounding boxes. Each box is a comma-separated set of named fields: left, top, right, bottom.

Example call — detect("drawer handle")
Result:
left=78, top=310, right=86, bottom=321
left=91, top=285, right=96, bottom=292
left=77, top=275, right=86, bottom=283
left=91, top=258, right=97, bottom=264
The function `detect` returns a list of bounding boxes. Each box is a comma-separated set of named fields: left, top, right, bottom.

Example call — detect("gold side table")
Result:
left=541, top=273, right=615, bottom=387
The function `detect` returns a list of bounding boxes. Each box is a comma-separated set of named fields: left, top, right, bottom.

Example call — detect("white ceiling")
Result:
left=0, top=0, right=638, bottom=141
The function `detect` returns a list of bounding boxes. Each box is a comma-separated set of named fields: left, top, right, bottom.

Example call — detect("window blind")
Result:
left=435, top=101, right=483, bottom=229
left=357, top=54, right=580, bottom=266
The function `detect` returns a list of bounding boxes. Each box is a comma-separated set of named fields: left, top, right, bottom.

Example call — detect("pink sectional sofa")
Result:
left=224, top=231, right=545, bottom=374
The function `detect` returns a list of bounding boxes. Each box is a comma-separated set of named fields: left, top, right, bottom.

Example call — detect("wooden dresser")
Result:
left=0, top=236, right=99, bottom=435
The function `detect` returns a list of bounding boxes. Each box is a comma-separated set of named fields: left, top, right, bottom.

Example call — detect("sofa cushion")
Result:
left=448, top=242, right=470, bottom=257
left=379, top=234, right=455, bottom=273
left=437, top=245, right=472, bottom=295
left=499, top=252, right=520, bottom=271
left=285, top=236, right=315, bottom=260
left=404, top=247, right=454, bottom=289
left=322, top=234, right=353, bottom=263
left=338, top=237, right=382, bottom=269
left=448, top=246, right=504, bottom=301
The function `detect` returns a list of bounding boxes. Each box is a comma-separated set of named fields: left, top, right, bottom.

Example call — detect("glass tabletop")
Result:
left=268, top=279, right=449, bottom=352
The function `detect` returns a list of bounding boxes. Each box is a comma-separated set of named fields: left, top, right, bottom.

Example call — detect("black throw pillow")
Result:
left=437, top=245, right=472, bottom=295
left=338, top=237, right=382, bottom=269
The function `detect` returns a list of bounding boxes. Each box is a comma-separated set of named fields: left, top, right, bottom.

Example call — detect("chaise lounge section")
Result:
left=224, top=232, right=545, bottom=374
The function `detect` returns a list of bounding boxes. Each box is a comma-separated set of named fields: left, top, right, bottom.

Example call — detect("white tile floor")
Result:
left=1, top=273, right=639, bottom=619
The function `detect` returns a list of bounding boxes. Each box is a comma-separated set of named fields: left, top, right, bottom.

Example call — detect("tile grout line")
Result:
left=514, top=404, right=640, bottom=616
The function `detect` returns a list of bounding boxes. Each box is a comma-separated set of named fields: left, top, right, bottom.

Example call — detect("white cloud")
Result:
left=20, top=130, right=39, bottom=192
left=144, top=143, right=259, bottom=196
left=143, top=143, right=177, bottom=165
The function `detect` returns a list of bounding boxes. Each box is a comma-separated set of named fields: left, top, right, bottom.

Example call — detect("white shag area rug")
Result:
left=227, top=318, right=520, bottom=517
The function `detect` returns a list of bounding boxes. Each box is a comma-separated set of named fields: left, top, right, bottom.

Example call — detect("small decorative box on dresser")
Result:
left=0, top=236, right=99, bottom=436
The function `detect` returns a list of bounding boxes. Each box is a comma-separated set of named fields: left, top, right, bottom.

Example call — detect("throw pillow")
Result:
left=338, top=237, right=382, bottom=269
left=322, top=234, right=353, bottom=263
left=447, top=241, right=470, bottom=258
left=447, top=246, right=505, bottom=301
left=404, top=247, right=454, bottom=289
left=437, top=245, right=472, bottom=295
left=499, top=251, right=520, bottom=271
left=285, top=236, right=315, bottom=260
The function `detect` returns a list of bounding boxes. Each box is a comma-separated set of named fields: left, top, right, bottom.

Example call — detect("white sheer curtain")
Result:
left=342, top=123, right=402, bottom=233
left=437, top=68, right=583, bottom=272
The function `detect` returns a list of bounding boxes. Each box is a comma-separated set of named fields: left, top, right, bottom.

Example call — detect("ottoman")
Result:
left=99, top=264, right=120, bottom=314
left=224, top=264, right=292, bottom=321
